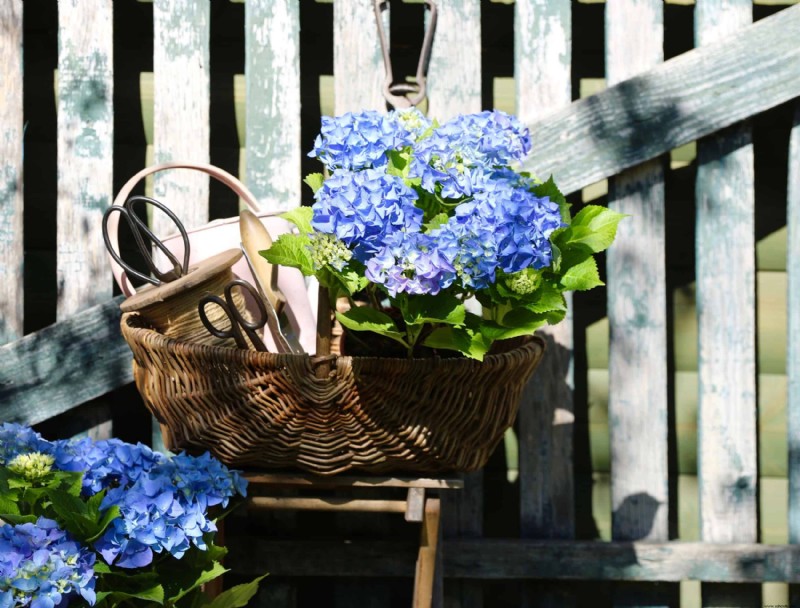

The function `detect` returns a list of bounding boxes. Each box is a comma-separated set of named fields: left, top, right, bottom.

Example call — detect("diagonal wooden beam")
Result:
left=522, top=3, right=800, bottom=196
left=0, top=296, right=131, bottom=425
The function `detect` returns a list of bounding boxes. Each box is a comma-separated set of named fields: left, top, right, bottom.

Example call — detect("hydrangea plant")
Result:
left=0, top=424, right=264, bottom=608
left=265, top=109, right=624, bottom=360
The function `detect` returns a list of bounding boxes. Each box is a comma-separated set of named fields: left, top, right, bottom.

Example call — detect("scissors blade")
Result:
left=240, top=246, right=302, bottom=354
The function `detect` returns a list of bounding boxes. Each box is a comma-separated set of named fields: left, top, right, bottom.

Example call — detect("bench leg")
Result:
left=413, top=497, right=441, bottom=608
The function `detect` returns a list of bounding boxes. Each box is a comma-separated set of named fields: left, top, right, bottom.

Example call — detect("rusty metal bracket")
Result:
left=374, top=0, right=437, bottom=109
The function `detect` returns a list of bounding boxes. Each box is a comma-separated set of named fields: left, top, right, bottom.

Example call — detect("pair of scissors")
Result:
left=102, top=195, right=190, bottom=287
left=198, top=279, right=268, bottom=352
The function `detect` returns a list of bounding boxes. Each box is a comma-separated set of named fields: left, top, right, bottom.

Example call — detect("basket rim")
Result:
left=121, top=312, right=547, bottom=369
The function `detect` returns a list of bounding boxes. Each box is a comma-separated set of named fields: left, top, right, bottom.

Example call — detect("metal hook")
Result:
left=374, top=0, right=437, bottom=110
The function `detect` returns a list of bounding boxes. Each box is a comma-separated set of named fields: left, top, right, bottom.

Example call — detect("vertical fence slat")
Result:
left=515, top=0, right=575, bottom=606
left=425, top=0, right=481, bottom=120
left=245, top=0, right=301, bottom=211
left=0, top=0, right=23, bottom=345
left=786, top=103, right=800, bottom=606
left=153, top=0, right=210, bottom=235
left=334, top=0, right=384, bottom=114
left=695, top=1, right=759, bottom=606
left=244, top=3, right=301, bottom=606
left=56, top=0, right=114, bottom=319
left=332, top=2, right=391, bottom=605
left=426, top=1, right=482, bottom=606
left=605, top=2, right=671, bottom=605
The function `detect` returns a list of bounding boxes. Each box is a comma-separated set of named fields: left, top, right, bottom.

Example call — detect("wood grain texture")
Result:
left=605, top=0, right=669, bottom=549
left=0, top=297, right=130, bottom=425
left=787, top=103, right=800, bottom=607
left=333, top=0, right=384, bottom=114
left=56, top=0, right=114, bottom=319
left=227, top=538, right=800, bottom=583
left=520, top=3, right=800, bottom=197
left=695, top=2, right=758, bottom=606
left=514, top=3, right=575, bottom=606
left=0, top=0, right=23, bottom=344
left=245, top=0, right=301, bottom=212
left=425, top=0, right=481, bottom=121
left=152, top=0, right=210, bottom=236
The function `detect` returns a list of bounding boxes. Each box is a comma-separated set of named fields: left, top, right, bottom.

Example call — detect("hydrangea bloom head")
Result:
left=308, top=110, right=418, bottom=171
left=311, top=168, right=422, bottom=263
left=8, top=453, right=54, bottom=482
left=0, top=517, right=96, bottom=608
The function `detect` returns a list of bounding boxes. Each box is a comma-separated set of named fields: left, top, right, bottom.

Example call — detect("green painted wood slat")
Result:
left=514, top=0, right=575, bottom=606
left=520, top=3, right=800, bottom=198
left=0, top=297, right=130, bottom=424
left=245, top=0, right=301, bottom=211
left=226, top=538, right=800, bottom=584
left=56, top=0, right=114, bottom=319
left=605, top=1, right=672, bottom=603
left=152, top=0, right=210, bottom=236
left=695, top=2, right=759, bottom=607
left=0, top=1, right=23, bottom=346
left=787, top=102, right=800, bottom=605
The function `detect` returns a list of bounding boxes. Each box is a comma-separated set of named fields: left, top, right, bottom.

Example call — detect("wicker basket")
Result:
left=121, top=312, right=546, bottom=476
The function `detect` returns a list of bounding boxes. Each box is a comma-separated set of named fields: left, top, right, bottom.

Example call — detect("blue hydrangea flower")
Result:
left=308, top=110, right=418, bottom=171
left=365, top=231, right=457, bottom=296
left=311, top=167, right=423, bottom=262
left=408, top=110, right=531, bottom=198
left=440, top=180, right=563, bottom=289
left=0, top=517, right=96, bottom=608
left=0, top=424, right=49, bottom=466
left=96, top=452, right=247, bottom=568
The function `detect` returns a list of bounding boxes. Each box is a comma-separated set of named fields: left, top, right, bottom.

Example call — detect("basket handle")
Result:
left=107, top=162, right=263, bottom=296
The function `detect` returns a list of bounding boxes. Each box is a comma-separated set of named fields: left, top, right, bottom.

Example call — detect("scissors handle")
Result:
left=198, top=279, right=268, bottom=352
left=102, top=195, right=190, bottom=287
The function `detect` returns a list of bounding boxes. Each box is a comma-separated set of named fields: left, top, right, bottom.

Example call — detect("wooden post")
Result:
left=515, top=0, right=576, bottom=606
left=0, top=0, right=23, bottom=346
left=695, top=1, right=759, bottom=607
left=605, top=1, right=674, bottom=606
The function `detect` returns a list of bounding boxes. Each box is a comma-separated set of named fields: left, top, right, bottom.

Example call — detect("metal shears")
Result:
left=198, top=279, right=268, bottom=352
left=102, top=195, right=191, bottom=287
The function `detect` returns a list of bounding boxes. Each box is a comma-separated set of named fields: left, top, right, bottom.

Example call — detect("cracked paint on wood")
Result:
left=605, top=0, right=669, bottom=551
left=334, top=0, right=385, bottom=114
left=0, top=0, right=23, bottom=344
left=245, top=0, right=301, bottom=211
left=153, top=0, right=210, bottom=235
left=56, top=0, right=113, bottom=319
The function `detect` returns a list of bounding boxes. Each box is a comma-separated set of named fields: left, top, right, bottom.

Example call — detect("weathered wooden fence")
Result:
left=2, top=1, right=800, bottom=606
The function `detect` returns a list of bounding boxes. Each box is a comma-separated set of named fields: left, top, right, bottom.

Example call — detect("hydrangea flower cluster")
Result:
left=96, top=452, right=247, bottom=568
left=0, top=423, right=251, bottom=606
left=267, top=107, right=623, bottom=358
left=309, top=108, right=560, bottom=296
left=0, top=517, right=96, bottom=608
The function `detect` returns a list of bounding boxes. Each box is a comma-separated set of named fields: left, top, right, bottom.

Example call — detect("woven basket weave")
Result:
left=121, top=312, right=546, bottom=476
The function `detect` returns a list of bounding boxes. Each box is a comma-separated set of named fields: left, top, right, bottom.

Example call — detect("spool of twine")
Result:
left=141, top=269, right=246, bottom=347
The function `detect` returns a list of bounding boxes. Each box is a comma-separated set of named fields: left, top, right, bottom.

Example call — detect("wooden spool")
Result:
left=120, top=248, right=244, bottom=348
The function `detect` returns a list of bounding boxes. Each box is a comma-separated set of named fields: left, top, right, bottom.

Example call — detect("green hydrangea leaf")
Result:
left=423, top=326, right=490, bottom=361
left=566, top=205, right=627, bottom=253
left=336, top=307, right=408, bottom=348
left=403, top=294, right=466, bottom=326
left=0, top=514, right=36, bottom=525
left=317, top=266, right=368, bottom=298
left=482, top=310, right=549, bottom=340
left=261, top=234, right=314, bottom=276
left=527, top=283, right=567, bottom=314
left=424, top=212, right=450, bottom=231
left=303, top=173, right=325, bottom=194
left=204, top=574, right=269, bottom=608
left=280, top=206, right=314, bottom=234
left=559, top=255, right=604, bottom=291
left=533, top=175, right=571, bottom=223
